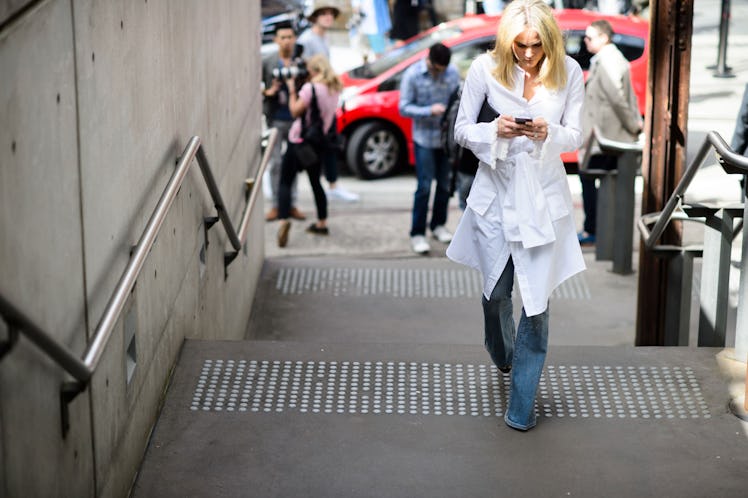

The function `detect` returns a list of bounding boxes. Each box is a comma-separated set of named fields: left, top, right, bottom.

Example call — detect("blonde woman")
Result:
left=447, top=0, right=586, bottom=431
left=277, top=54, right=342, bottom=247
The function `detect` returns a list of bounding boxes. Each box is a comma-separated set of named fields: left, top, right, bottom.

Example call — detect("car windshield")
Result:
left=348, top=26, right=463, bottom=79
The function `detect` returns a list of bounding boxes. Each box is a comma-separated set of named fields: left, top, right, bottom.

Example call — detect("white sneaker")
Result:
left=327, top=186, right=360, bottom=202
left=410, top=235, right=431, bottom=254
left=432, top=225, right=453, bottom=243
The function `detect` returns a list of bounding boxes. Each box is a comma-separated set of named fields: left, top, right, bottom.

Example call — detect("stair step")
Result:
left=133, top=340, right=746, bottom=498
left=247, top=256, right=634, bottom=346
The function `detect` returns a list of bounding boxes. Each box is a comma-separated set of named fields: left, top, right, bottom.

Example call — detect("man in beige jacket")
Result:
left=578, top=19, right=642, bottom=245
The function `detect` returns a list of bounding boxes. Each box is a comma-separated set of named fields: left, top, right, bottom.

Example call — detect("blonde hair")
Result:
left=307, top=54, right=343, bottom=93
left=490, top=0, right=566, bottom=91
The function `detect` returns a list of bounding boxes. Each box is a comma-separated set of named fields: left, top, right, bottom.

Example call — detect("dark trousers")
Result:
left=323, top=150, right=337, bottom=184
left=278, top=143, right=327, bottom=221
left=580, top=154, right=618, bottom=235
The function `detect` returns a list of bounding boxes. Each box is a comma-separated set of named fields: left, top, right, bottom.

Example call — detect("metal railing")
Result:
left=636, top=130, right=748, bottom=348
left=580, top=126, right=644, bottom=274
left=638, top=131, right=748, bottom=248
left=0, top=130, right=277, bottom=432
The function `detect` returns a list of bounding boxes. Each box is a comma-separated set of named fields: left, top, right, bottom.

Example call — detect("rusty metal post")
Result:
left=636, top=0, right=693, bottom=345
left=712, top=0, right=734, bottom=78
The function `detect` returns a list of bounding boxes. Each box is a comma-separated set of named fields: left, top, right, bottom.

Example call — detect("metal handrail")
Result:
left=228, top=127, right=277, bottom=264
left=579, top=125, right=644, bottom=171
left=0, top=129, right=277, bottom=387
left=637, top=131, right=748, bottom=250
left=0, top=294, right=90, bottom=380
left=593, top=125, right=646, bottom=154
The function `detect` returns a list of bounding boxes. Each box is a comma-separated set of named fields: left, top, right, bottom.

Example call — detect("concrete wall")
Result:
left=0, top=0, right=265, bottom=496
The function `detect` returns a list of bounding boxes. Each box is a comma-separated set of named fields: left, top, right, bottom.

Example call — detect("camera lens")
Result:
left=272, top=66, right=305, bottom=80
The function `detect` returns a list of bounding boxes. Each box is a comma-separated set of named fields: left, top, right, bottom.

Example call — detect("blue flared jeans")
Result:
left=482, top=258, right=549, bottom=430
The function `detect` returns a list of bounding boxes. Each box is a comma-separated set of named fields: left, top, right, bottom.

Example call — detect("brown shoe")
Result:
left=265, top=207, right=279, bottom=222
left=289, top=207, right=307, bottom=221
left=277, top=220, right=291, bottom=247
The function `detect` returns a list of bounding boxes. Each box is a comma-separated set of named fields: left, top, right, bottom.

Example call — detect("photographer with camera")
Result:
left=262, top=22, right=308, bottom=222
left=276, top=54, right=342, bottom=248
left=298, top=4, right=359, bottom=203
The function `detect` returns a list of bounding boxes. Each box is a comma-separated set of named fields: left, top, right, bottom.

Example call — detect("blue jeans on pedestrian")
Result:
left=482, top=258, right=549, bottom=430
left=410, top=143, right=451, bottom=236
left=456, top=172, right=475, bottom=211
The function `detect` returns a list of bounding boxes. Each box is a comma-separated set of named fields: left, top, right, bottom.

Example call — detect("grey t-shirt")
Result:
left=297, top=29, right=329, bottom=60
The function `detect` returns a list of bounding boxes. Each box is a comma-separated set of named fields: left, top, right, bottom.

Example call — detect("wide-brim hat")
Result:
left=307, top=5, right=340, bottom=22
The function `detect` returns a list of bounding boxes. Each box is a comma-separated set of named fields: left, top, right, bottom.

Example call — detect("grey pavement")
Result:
left=133, top=3, right=748, bottom=496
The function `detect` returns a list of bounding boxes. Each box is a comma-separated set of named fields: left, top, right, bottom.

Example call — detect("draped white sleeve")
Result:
left=453, top=56, right=507, bottom=168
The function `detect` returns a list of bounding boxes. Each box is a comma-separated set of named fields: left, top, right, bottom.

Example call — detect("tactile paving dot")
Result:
left=189, top=360, right=711, bottom=420
left=274, top=267, right=589, bottom=300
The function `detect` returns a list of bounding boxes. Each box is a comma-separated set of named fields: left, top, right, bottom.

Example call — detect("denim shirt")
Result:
left=398, top=59, right=460, bottom=148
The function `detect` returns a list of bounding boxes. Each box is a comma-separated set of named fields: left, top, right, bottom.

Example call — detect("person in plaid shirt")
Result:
left=399, top=43, right=461, bottom=254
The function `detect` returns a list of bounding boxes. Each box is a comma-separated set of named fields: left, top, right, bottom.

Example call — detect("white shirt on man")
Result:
left=297, top=29, right=330, bottom=59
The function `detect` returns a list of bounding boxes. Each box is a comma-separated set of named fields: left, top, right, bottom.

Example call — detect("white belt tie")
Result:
left=500, top=152, right=556, bottom=248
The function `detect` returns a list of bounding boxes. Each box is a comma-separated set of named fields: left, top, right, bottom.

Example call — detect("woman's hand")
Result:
left=524, top=117, right=548, bottom=142
left=287, top=79, right=307, bottom=118
left=285, top=77, right=296, bottom=96
left=496, top=115, right=526, bottom=139
left=497, top=116, right=548, bottom=142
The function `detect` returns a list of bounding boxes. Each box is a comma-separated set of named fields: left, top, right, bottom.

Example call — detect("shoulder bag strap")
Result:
left=301, top=83, right=323, bottom=132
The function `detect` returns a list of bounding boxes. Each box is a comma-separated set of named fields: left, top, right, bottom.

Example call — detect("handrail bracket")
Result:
left=204, top=216, right=219, bottom=230
left=0, top=324, right=20, bottom=360
left=60, top=380, right=87, bottom=438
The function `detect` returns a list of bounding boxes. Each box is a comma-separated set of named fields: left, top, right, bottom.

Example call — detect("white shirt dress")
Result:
left=446, top=53, right=586, bottom=317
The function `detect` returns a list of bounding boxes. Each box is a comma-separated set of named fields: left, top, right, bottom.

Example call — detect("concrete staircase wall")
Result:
left=0, top=1, right=265, bottom=496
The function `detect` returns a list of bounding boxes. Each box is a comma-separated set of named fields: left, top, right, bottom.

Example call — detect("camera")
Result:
left=272, top=63, right=307, bottom=80
left=271, top=43, right=308, bottom=81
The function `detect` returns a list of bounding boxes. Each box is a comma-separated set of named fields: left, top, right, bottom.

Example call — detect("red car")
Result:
left=336, top=10, right=649, bottom=179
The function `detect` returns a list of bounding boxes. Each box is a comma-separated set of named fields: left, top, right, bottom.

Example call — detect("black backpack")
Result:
left=301, top=84, right=340, bottom=152
left=442, top=86, right=480, bottom=194
left=301, top=84, right=326, bottom=146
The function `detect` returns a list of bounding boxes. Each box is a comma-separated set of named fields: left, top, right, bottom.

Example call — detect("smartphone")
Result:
left=514, top=117, right=533, bottom=124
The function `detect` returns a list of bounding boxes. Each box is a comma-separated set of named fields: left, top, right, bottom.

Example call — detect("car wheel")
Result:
left=346, top=122, right=403, bottom=180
